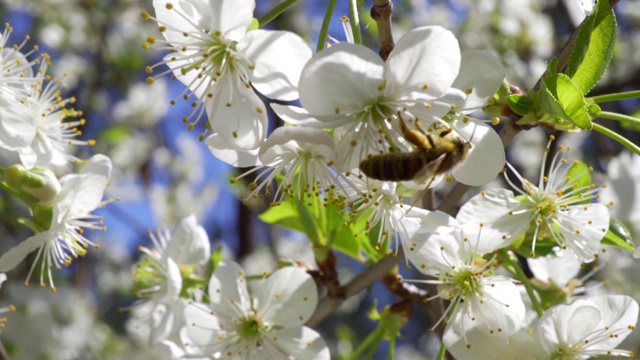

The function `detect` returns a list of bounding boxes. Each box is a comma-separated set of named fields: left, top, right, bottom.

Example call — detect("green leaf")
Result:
left=259, top=193, right=365, bottom=260
left=564, top=0, right=617, bottom=94
left=539, top=73, right=592, bottom=130
left=507, top=94, right=534, bottom=116
left=601, top=218, right=634, bottom=252
left=100, top=126, right=130, bottom=144
left=563, top=161, right=592, bottom=203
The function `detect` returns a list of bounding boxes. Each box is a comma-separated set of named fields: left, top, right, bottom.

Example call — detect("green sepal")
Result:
left=31, top=204, right=53, bottom=231
left=601, top=218, right=634, bottom=252
left=248, top=18, right=259, bottom=31
left=562, top=161, right=593, bottom=205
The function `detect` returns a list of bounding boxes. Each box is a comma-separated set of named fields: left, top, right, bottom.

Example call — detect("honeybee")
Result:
left=359, top=115, right=470, bottom=183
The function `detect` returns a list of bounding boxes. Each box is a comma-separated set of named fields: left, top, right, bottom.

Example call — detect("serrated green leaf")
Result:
left=564, top=0, right=617, bottom=94
left=507, top=94, right=534, bottom=115
left=540, top=73, right=592, bottom=130
left=601, top=218, right=634, bottom=252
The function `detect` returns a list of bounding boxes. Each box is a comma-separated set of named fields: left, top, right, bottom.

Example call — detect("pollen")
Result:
left=422, top=83, right=429, bottom=90
left=464, top=87, right=473, bottom=94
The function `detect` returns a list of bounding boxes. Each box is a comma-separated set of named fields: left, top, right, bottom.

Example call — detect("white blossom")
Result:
left=144, top=0, right=311, bottom=150
left=179, top=261, right=329, bottom=359
left=0, top=155, right=112, bottom=290
left=405, top=211, right=525, bottom=360
left=457, top=137, right=610, bottom=261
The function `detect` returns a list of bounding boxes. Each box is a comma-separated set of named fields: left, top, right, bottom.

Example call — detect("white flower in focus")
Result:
left=0, top=155, right=112, bottom=290
left=18, top=56, right=93, bottom=168
left=143, top=0, right=311, bottom=150
left=0, top=24, right=34, bottom=96
left=344, top=175, right=418, bottom=255
left=537, top=295, right=638, bottom=359
left=274, top=26, right=463, bottom=172
left=228, top=126, right=343, bottom=205
left=405, top=211, right=525, bottom=360
left=181, top=261, right=330, bottom=359
left=457, top=137, right=610, bottom=261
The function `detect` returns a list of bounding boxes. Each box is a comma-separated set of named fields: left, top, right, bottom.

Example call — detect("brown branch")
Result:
left=371, top=0, right=394, bottom=60
left=306, top=251, right=403, bottom=327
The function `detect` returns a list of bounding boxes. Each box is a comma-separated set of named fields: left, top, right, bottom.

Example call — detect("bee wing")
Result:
left=411, top=153, right=447, bottom=187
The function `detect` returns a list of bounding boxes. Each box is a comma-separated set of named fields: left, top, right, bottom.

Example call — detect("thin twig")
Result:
left=371, top=0, right=394, bottom=60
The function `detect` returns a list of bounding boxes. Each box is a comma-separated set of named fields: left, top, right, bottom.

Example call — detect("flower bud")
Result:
left=5, top=165, right=61, bottom=205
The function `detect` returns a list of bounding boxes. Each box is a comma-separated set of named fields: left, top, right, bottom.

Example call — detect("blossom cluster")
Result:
left=0, top=0, right=638, bottom=359
left=133, top=0, right=640, bottom=359
left=0, top=24, right=112, bottom=290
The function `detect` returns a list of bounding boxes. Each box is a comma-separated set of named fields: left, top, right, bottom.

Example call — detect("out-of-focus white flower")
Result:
left=143, top=0, right=311, bottom=150
left=601, top=151, right=640, bottom=242
left=1, top=284, right=105, bottom=360
left=133, top=215, right=210, bottom=342
left=113, top=79, right=169, bottom=128
left=537, top=295, right=638, bottom=358
left=0, top=155, right=112, bottom=290
left=405, top=211, right=525, bottom=360
left=457, top=137, right=609, bottom=261
left=179, top=261, right=330, bottom=359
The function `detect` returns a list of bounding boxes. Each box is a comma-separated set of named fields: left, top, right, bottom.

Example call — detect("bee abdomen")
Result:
left=359, top=152, right=428, bottom=181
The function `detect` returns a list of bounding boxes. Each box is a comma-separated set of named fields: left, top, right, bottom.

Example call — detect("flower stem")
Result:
left=590, top=90, right=640, bottom=104
left=501, top=250, right=544, bottom=317
left=351, top=326, right=383, bottom=360
left=592, top=122, right=640, bottom=156
left=348, top=0, right=363, bottom=44
left=316, top=0, right=338, bottom=53
left=258, top=0, right=298, bottom=28
left=436, top=342, right=447, bottom=360
left=598, top=111, right=640, bottom=127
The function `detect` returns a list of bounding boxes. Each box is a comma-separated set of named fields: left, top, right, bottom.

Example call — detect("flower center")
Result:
left=239, top=314, right=264, bottom=339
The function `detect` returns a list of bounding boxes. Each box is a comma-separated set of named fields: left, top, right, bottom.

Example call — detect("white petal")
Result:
left=206, top=134, right=261, bottom=167
left=453, top=50, right=505, bottom=110
left=496, top=330, right=547, bottom=360
left=240, top=30, right=311, bottom=101
left=0, top=232, right=51, bottom=272
left=444, top=280, right=525, bottom=360
left=587, top=295, right=639, bottom=351
left=164, top=215, right=210, bottom=265
left=385, top=26, right=460, bottom=99
left=206, top=73, right=268, bottom=150
left=58, top=154, right=112, bottom=218
left=527, top=253, right=581, bottom=287
left=271, top=104, right=350, bottom=128
left=456, top=189, right=531, bottom=254
left=161, top=257, right=183, bottom=302
left=298, top=43, right=383, bottom=116
left=537, top=298, right=601, bottom=353
left=0, top=95, right=35, bottom=150
left=452, top=121, right=505, bottom=186
left=259, top=126, right=336, bottom=165
left=208, top=261, right=253, bottom=320
left=255, top=266, right=318, bottom=327
left=153, top=0, right=201, bottom=45
left=182, top=301, right=228, bottom=353
left=201, top=0, right=254, bottom=41
left=263, top=327, right=330, bottom=360
left=404, top=210, right=466, bottom=275
left=558, top=204, right=609, bottom=263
